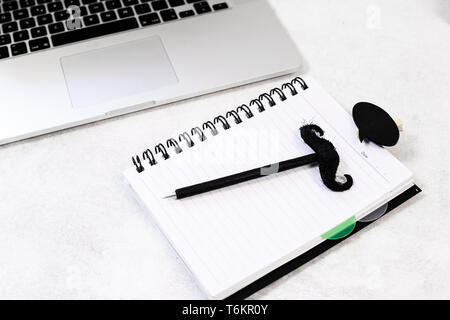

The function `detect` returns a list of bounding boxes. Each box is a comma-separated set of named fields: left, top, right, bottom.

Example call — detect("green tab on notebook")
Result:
left=321, top=216, right=356, bottom=240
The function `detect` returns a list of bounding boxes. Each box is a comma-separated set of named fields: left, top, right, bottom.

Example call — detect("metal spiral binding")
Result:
left=155, top=143, right=170, bottom=160
left=226, top=110, right=243, bottom=124
left=191, top=127, right=207, bottom=142
left=214, top=115, right=231, bottom=130
left=202, top=121, right=218, bottom=136
left=236, top=104, right=254, bottom=118
left=250, top=99, right=265, bottom=112
left=179, top=132, right=195, bottom=147
left=281, top=83, right=298, bottom=96
left=258, top=93, right=276, bottom=107
left=167, top=139, right=182, bottom=154
left=292, top=77, right=308, bottom=90
left=131, top=77, right=309, bottom=173
left=270, top=88, right=287, bottom=101
left=132, top=156, right=144, bottom=173
left=143, top=149, right=157, bottom=165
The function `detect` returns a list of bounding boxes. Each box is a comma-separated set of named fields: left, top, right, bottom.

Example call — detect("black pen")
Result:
left=164, top=153, right=318, bottom=200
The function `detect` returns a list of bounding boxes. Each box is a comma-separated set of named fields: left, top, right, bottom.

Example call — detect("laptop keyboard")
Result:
left=0, top=0, right=230, bottom=60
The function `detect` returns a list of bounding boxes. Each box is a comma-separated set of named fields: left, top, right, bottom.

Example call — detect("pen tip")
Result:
left=163, top=194, right=177, bottom=199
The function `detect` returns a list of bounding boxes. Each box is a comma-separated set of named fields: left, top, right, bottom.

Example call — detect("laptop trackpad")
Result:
left=61, top=36, right=178, bottom=108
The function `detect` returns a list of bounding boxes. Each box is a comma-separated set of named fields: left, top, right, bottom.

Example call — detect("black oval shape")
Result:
left=352, top=102, right=400, bottom=147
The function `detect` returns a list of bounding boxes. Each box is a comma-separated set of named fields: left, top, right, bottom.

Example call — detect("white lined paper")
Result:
left=124, top=76, right=413, bottom=299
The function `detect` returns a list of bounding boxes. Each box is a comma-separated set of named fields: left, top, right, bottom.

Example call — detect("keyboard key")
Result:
left=100, top=11, right=117, bottom=22
left=31, top=26, right=47, bottom=38
left=37, top=13, right=53, bottom=25
left=54, top=10, right=70, bottom=21
left=13, top=30, right=30, bottom=42
left=105, top=0, right=122, bottom=10
left=160, top=9, right=177, bottom=22
left=11, top=42, right=28, bottom=56
left=37, top=0, right=52, bottom=4
left=20, top=17, right=36, bottom=29
left=13, top=9, right=30, bottom=20
left=118, top=7, right=134, bottom=18
left=82, top=0, right=97, bottom=4
left=47, top=1, right=63, bottom=12
left=168, top=0, right=184, bottom=7
left=20, top=0, right=36, bottom=8
left=30, top=5, right=46, bottom=16
left=88, top=2, right=106, bottom=13
left=151, top=0, right=168, bottom=11
left=29, top=36, right=51, bottom=51
left=179, top=10, right=194, bottom=18
left=3, top=22, right=19, bottom=34
left=134, top=3, right=150, bottom=14
left=0, top=12, right=13, bottom=24
left=3, top=1, right=19, bottom=12
left=193, top=1, right=211, bottom=14
left=48, top=22, right=65, bottom=34
left=51, top=17, right=139, bottom=46
left=83, top=14, right=100, bottom=26
left=139, top=12, right=160, bottom=26
left=64, top=0, right=81, bottom=6
left=0, top=35, right=12, bottom=46
left=79, top=6, right=89, bottom=16
left=212, top=2, right=228, bottom=10
left=122, top=0, right=138, bottom=6
left=0, top=46, right=10, bottom=59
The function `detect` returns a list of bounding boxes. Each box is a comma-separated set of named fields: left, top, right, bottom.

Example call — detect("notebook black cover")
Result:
left=226, top=184, right=422, bottom=300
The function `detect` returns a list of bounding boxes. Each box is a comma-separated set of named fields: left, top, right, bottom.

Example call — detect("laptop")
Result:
left=0, top=0, right=301, bottom=145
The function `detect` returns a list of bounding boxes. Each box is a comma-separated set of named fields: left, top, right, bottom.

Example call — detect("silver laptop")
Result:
left=0, top=0, right=300, bottom=145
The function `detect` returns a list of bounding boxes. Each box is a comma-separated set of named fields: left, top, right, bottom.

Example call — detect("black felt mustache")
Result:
left=300, top=124, right=353, bottom=192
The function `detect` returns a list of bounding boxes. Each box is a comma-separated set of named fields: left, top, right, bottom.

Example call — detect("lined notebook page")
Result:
left=124, top=76, right=413, bottom=299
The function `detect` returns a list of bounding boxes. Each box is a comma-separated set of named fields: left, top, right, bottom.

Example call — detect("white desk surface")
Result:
left=1, top=0, right=449, bottom=299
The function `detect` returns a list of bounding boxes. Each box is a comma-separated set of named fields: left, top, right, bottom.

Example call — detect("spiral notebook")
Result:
left=123, top=76, right=417, bottom=299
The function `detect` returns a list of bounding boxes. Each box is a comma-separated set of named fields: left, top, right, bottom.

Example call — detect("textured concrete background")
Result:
left=0, top=0, right=449, bottom=299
